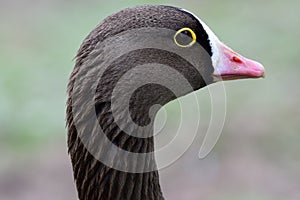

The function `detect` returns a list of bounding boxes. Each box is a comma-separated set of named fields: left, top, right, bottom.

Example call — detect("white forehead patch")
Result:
left=180, top=8, right=221, bottom=68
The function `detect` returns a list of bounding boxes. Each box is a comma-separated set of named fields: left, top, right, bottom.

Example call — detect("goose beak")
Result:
left=213, top=43, right=265, bottom=81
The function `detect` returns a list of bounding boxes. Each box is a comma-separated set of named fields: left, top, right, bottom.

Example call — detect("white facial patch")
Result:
left=180, top=9, right=222, bottom=69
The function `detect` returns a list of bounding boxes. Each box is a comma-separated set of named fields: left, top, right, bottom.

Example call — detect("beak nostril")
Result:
left=232, top=56, right=243, bottom=64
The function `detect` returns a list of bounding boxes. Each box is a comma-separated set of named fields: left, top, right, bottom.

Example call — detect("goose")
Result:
left=66, top=5, right=265, bottom=200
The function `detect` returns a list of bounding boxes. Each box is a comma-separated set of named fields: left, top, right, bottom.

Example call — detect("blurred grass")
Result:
left=1, top=0, right=299, bottom=148
left=0, top=0, right=299, bottom=199
left=0, top=0, right=298, bottom=157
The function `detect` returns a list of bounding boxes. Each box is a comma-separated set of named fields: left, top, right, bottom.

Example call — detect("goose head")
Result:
left=66, top=5, right=265, bottom=200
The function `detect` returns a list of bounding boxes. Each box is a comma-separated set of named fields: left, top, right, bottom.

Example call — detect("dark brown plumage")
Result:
left=66, top=5, right=265, bottom=200
left=67, top=6, right=214, bottom=200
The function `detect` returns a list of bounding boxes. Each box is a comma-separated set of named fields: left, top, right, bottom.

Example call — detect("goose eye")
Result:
left=174, top=28, right=197, bottom=48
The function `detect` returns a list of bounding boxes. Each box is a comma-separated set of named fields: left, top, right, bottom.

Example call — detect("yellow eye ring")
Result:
left=174, top=28, right=197, bottom=48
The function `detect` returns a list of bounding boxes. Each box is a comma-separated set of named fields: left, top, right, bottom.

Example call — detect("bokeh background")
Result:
left=1, top=0, right=299, bottom=199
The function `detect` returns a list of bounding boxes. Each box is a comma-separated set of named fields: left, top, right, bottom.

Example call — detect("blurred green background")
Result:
left=0, top=0, right=299, bottom=199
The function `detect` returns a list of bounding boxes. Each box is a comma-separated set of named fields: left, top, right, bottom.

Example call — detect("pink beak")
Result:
left=213, top=44, right=265, bottom=81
